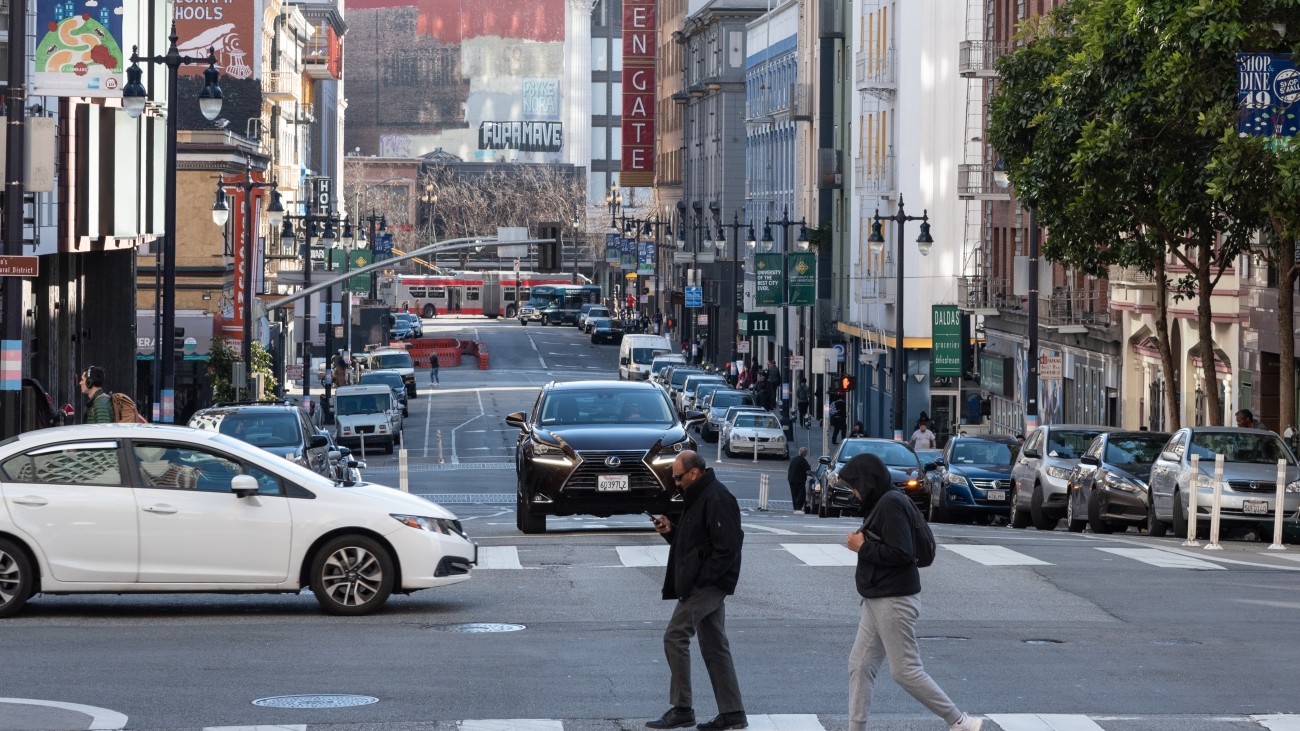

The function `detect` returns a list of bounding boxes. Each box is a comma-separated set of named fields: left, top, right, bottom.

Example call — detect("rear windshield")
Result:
left=210, top=413, right=301, bottom=449
left=1105, top=436, right=1167, bottom=465
left=336, top=394, right=391, bottom=415
left=651, top=358, right=685, bottom=375
left=371, top=353, right=413, bottom=369
left=670, top=368, right=704, bottom=387
left=736, top=414, right=780, bottom=429
left=631, top=347, right=663, bottom=365
left=710, top=391, right=755, bottom=409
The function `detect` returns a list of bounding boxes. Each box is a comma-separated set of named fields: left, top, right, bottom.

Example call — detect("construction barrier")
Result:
left=476, top=342, right=490, bottom=370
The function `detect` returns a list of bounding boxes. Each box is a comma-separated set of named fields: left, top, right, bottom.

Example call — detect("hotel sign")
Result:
left=621, top=0, right=656, bottom=186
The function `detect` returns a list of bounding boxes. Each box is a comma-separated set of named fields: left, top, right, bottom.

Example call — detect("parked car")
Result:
left=718, top=405, right=770, bottom=447
left=914, top=447, right=945, bottom=507
left=678, top=373, right=728, bottom=413
left=358, top=369, right=410, bottom=417
left=723, top=411, right=788, bottom=459
left=927, top=436, right=1018, bottom=523
left=393, top=312, right=423, bottom=338
left=0, top=424, right=476, bottom=617
left=367, top=346, right=418, bottom=399
left=1064, top=431, right=1170, bottom=533
left=664, top=366, right=706, bottom=402
left=589, top=317, right=625, bottom=344
left=650, top=354, right=688, bottom=385
left=1010, top=424, right=1117, bottom=530
left=1147, top=427, right=1300, bottom=540
left=699, top=389, right=759, bottom=442
left=188, top=401, right=332, bottom=478
left=813, top=438, right=926, bottom=517
left=506, top=381, right=702, bottom=534
left=333, top=384, right=402, bottom=454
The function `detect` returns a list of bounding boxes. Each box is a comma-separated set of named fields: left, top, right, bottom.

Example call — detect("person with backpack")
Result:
left=839, top=453, right=982, bottom=731
left=79, top=366, right=113, bottom=424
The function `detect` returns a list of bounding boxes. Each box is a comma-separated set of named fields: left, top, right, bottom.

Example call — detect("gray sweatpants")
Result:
left=847, top=593, right=962, bottom=730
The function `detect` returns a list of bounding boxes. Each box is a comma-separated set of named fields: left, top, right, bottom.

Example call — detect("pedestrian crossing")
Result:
left=471, top=541, right=1256, bottom=571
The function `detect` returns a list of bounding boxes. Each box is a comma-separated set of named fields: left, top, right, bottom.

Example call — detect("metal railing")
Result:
left=957, top=163, right=1012, bottom=201
left=1041, top=289, right=1112, bottom=327
left=958, top=40, right=1009, bottom=77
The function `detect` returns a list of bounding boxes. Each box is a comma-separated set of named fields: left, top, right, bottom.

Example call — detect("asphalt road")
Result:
left=3, top=316, right=1300, bottom=731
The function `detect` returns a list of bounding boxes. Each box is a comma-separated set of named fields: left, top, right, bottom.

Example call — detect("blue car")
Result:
left=928, top=435, right=1020, bottom=523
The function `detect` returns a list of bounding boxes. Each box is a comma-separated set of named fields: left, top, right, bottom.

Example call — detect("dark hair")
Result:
left=680, top=451, right=707, bottom=473
left=83, top=365, right=105, bottom=389
left=1237, top=409, right=1254, bottom=420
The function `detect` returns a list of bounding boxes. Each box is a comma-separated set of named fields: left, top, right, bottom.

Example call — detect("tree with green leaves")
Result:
left=206, top=336, right=278, bottom=403
left=989, top=0, right=1297, bottom=428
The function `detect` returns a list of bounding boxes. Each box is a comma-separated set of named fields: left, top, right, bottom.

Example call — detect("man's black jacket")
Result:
left=660, top=468, right=744, bottom=600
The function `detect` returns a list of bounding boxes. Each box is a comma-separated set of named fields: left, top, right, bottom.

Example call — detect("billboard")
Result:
left=1238, top=53, right=1300, bottom=140
left=35, top=0, right=127, bottom=97
left=621, top=0, right=656, bottom=186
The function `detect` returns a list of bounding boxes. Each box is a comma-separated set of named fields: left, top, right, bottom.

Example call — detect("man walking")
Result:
left=429, top=351, right=440, bottom=386
left=788, top=447, right=811, bottom=514
left=830, top=396, right=847, bottom=445
left=79, top=365, right=113, bottom=424
left=841, top=453, right=983, bottom=731
left=647, top=451, right=747, bottom=731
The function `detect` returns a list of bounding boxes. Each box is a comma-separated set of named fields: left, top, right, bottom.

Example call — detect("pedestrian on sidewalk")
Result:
left=79, top=365, right=113, bottom=424
left=788, top=447, right=811, bottom=513
left=646, top=450, right=747, bottom=731
left=841, top=453, right=983, bottom=731
left=429, top=351, right=440, bottom=385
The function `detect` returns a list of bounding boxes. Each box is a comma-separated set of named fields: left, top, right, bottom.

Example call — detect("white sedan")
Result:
left=0, top=424, right=476, bottom=617
left=724, top=412, right=789, bottom=459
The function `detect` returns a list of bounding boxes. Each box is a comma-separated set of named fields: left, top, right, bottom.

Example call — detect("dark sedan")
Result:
left=589, top=317, right=625, bottom=344
left=927, top=436, right=1019, bottom=523
left=1065, top=430, right=1170, bottom=533
left=813, top=438, right=926, bottom=517
left=506, top=381, right=702, bottom=533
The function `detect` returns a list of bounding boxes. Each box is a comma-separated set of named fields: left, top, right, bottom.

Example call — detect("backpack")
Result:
left=867, top=491, right=937, bottom=568
left=110, top=392, right=146, bottom=423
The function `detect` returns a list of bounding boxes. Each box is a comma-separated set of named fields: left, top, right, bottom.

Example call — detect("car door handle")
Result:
left=11, top=496, right=48, bottom=507
left=142, top=505, right=178, bottom=515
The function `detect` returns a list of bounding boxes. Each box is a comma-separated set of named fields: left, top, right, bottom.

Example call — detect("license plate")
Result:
left=986, top=490, right=1006, bottom=501
left=1243, top=499, right=1268, bottom=515
left=598, top=474, right=630, bottom=492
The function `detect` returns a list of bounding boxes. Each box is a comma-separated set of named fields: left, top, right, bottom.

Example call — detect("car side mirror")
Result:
left=819, top=456, right=832, bottom=465
left=505, top=411, right=527, bottom=428
left=620, top=357, right=630, bottom=366
left=1079, top=455, right=1100, bottom=466
left=1161, top=450, right=1178, bottom=462
left=231, top=474, right=260, bottom=498
left=684, top=409, right=707, bottom=424
left=1022, top=447, right=1040, bottom=459
left=328, top=449, right=342, bottom=461
left=309, top=434, right=329, bottom=449
left=923, top=461, right=939, bottom=471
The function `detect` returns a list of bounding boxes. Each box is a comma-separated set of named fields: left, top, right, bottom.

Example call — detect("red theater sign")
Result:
left=621, top=0, right=656, bottom=187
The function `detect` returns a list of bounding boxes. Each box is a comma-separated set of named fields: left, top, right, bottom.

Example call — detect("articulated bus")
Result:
left=383, top=271, right=591, bottom=319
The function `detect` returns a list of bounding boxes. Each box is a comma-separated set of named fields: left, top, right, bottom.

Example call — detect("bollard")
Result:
left=1270, top=458, right=1288, bottom=551
left=758, top=473, right=769, bottom=511
left=753, top=435, right=759, bottom=464
left=398, top=446, right=409, bottom=493
left=437, top=428, right=444, bottom=464
left=1205, top=454, right=1225, bottom=551
left=1182, top=454, right=1201, bottom=546
left=717, top=429, right=724, bottom=464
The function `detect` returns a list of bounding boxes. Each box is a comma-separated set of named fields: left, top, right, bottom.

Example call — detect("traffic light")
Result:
left=536, top=223, right=561, bottom=272
left=173, top=327, right=186, bottom=352
left=838, top=374, right=856, bottom=392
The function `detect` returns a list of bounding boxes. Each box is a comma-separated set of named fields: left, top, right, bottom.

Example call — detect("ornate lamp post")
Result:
left=361, top=211, right=388, bottom=301
left=761, top=207, right=810, bottom=438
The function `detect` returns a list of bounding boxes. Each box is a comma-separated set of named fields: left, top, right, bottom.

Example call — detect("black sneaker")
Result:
left=646, top=707, right=696, bottom=729
left=697, top=713, right=748, bottom=731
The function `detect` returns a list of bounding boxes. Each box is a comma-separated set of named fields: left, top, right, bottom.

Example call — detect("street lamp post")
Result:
left=361, top=211, right=388, bottom=302
left=211, top=161, right=285, bottom=400
left=867, top=194, right=935, bottom=441
left=718, top=211, right=756, bottom=369
left=762, top=207, right=809, bottom=440
left=123, top=23, right=224, bottom=421
left=280, top=211, right=348, bottom=422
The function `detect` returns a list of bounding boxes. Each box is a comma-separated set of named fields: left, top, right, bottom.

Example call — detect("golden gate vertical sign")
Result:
left=621, top=0, right=656, bottom=187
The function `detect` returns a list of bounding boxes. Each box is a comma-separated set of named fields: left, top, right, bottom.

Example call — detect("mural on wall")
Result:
left=35, top=0, right=126, bottom=97
left=173, top=0, right=259, bottom=80
left=346, top=0, right=568, bottom=163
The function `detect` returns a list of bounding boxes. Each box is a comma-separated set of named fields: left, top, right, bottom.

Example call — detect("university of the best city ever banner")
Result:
left=621, top=0, right=656, bottom=187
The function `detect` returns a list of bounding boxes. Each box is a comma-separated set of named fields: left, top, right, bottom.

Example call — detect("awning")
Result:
left=136, top=310, right=215, bottom=360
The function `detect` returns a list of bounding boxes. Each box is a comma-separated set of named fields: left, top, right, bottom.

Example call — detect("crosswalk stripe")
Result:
left=986, top=713, right=1105, bottom=730
left=616, top=545, right=670, bottom=567
left=782, top=543, right=857, bottom=566
left=745, top=714, right=827, bottom=731
left=477, top=546, right=524, bottom=570
left=459, top=721, right=565, bottom=731
left=204, top=726, right=307, bottom=731
left=1267, top=553, right=1300, bottom=562
left=1253, top=714, right=1300, bottom=730
left=943, top=545, right=1052, bottom=566
left=1096, top=547, right=1225, bottom=570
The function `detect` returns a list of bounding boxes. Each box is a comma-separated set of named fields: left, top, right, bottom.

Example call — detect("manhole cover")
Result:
left=1024, top=639, right=1065, bottom=645
left=427, top=622, right=526, bottom=633
left=252, top=695, right=379, bottom=709
left=918, top=636, right=969, bottom=641
left=1153, top=639, right=1201, bottom=646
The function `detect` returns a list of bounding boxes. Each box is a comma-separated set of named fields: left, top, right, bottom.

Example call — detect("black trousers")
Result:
left=789, top=480, right=806, bottom=510
left=663, top=586, right=744, bottom=714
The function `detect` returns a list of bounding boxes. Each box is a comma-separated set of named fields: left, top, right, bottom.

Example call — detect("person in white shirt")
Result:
left=909, top=419, right=937, bottom=450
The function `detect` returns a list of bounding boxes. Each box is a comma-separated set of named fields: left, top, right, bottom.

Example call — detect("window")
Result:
left=3, top=441, right=123, bottom=485
left=133, top=442, right=282, bottom=495
left=466, top=287, right=481, bottom=301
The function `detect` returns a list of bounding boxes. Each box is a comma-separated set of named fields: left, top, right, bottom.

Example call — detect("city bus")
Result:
left=384, top=271, right=587, bottom=318
left=517, top=284, right=604, bottom=325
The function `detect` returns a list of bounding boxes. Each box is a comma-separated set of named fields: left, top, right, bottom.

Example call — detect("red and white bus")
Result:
left=382, top=270, right=591, bottom=319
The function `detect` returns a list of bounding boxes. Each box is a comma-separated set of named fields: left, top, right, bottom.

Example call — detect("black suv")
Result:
left=188, top=401, right=332, bottom=478
left=506, top=381, right=702, bottom=534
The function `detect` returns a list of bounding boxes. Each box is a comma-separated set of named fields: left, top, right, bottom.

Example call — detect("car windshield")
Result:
left=336, top=394, right=388, bottom=415
left=710, top=391, right=754, bottom=410
left=736, top=414, right=780, bottom=429
left=590, top=318, right=610, bottom=327
left=670, top=369, right=704, bottom=387
left=1046, top=430, right=1105, bottom=459
left=371, top=352, right=413, bottom=369
left=631, top=347, right=662, bottom=365
left=652, top=359, right=684, bottom=375
left=838, top=440, right=918, bottom=468
left=1189, top=432, right=1296, bottom=465
left=950, top=441, right=1015, bottom=465
left=1105, top=436, right=1168, bottom=465
left=540, top=391, right=676, bottom=426
left=211, top=413, right=301, bottom=448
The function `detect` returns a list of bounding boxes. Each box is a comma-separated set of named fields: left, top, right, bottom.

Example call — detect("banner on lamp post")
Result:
left=754, top=254, right=784, bottom=306
left=638, top=241, right=655, bottom=276
left=787, top=252, right=816, bottom=305
left=931, top=305, right=963, bottom=377
left=620, top=237, right=637, bottom=271
left=605, top=233, right=620, bottom=265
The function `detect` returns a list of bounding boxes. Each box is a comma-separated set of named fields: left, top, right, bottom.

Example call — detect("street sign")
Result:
left=695, top=313, right=708, bottom=326
left=686, top=286, right=703, bottom=308
left=790, top=355, right=804, bottom=370
left=737, top=341, right=750, bottom=353
left=0, top=256, right=38, bottom=277
left=811, top=347, right=837, bottom=374
left=285, top=364, right=304, bottom=382
left=1040, top=354, right=1063, bottom=381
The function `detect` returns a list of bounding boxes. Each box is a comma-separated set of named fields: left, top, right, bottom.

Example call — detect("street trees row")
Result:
left=988, top=0, right=1300, bottom=432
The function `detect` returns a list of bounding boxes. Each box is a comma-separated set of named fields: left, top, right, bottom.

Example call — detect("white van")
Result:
left=619, top=334, right=673, bottom=381
left=334, top=384, right=402, bottom=454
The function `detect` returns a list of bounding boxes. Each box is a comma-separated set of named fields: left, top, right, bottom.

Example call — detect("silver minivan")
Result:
left=1010, top=424, right=1116, bottom=530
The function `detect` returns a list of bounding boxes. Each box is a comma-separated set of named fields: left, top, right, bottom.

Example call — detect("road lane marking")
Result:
left=745, top=714, right=827, bottom=731
left=1096, top=547, right=1225, bottom=570
left=205, top=726, right=307, bottom=731
left=476, top=546, right=524, bottom=569
left=616, top=545, right=669, bottom=567
left=942, top=545, right=1052, bottom=566
left=1254, top=715, right=1300, bottom=730
left=782, top=543, right=857, bottom=566
left=986, top=714, right=1105, bottom=731
left=460, top=721, right=564, bottom=731
left=743, top=522, right=799, bottom=535
left=0, top=698, right=128, bottom=730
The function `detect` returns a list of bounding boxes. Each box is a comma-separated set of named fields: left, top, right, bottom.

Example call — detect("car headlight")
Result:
left=1102, top=474, right=1143, bottom=494
left=1286, top=479, right=1300, bottom=494
left=1044, top=465, right=1072, bottom=480
left=945, top=472, right=970, bottom=487
left=533, top=441, right=564, bottom=455
left=392, top=514, right=465, bottom=537
left=773, top=434, right=785, bottom=442
left=1196, top=473, right=1217, bottom=490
